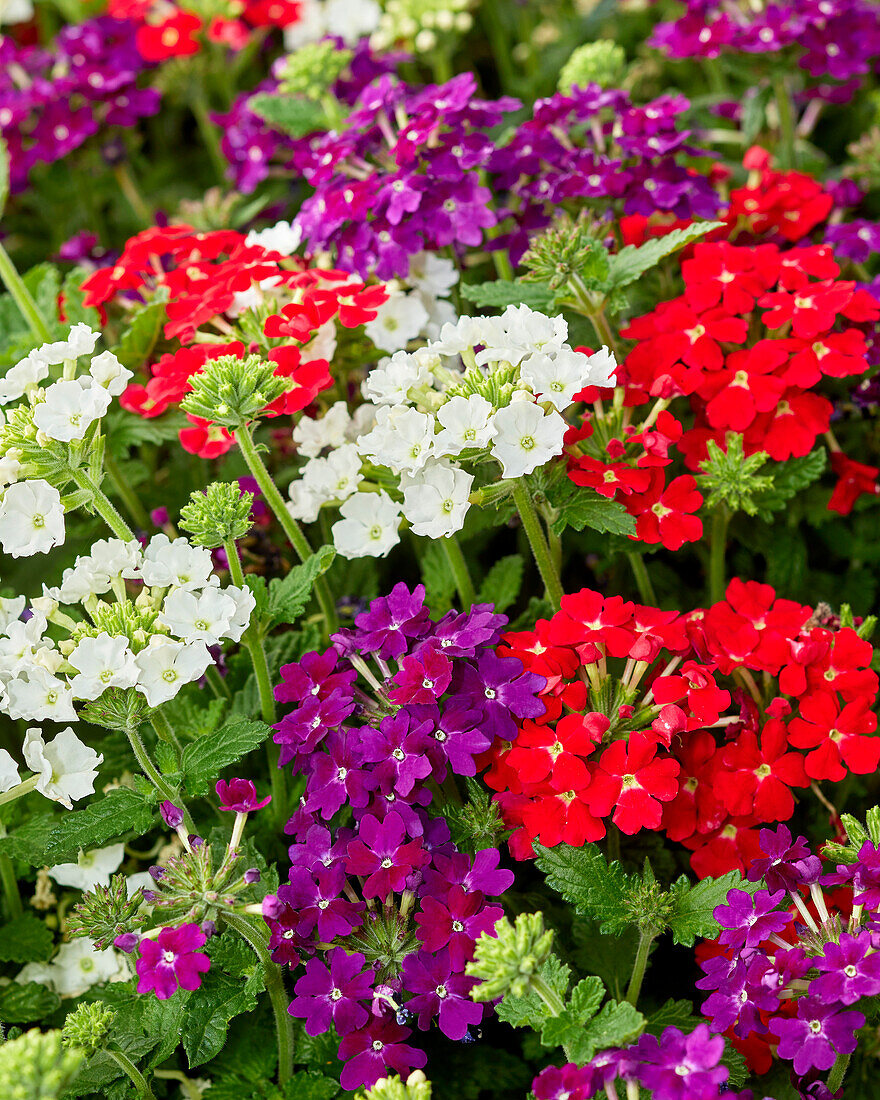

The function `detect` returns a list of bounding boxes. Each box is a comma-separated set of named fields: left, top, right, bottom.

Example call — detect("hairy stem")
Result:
left=441, top=535, right=477, bottom=608
left=102, top=450, right=151, bottom=531
left=129, top=722, right=193, bottom=834
left=512, top=479, right=564, bottom=609
left=626, top=552, right=657, bottom=606
left=106, top=1047, right=157, bottom=1100
left=70, top=467, right=136, bottom=542
left=625, top=930, right=656, bottom=1007
left=708, top=505, right=730, bottom=605
left=0, top=241, right=52, bottom=343
left=773, top=74, right=797, bottom=170
left=826, top=1051, right=850, bottom=1093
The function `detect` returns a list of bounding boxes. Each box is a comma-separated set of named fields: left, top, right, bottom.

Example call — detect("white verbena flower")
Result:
left=361, top=350, right=435, bottom=406
left=159, top=586, right=238, bottom=646
left=490, top=400, right=568, bottom=479
left=68, top=633, right=139, bottom=701
left=0, top=350, right=49, bottom=404
left=407, top=252, right=459, bottom=298
left=223, top=585, right=257, bottom=644
left=134, top=638, right=212, bottom=707
left=31, top=323, right=100, bottom=366
left=135, top=534, right=214, bottom=590
left=292, top=401, right=351, bottom=458
left=0, top=595, right=26, bottom=631
left=0, top=748, right=20, bottom=793
left=365, top=292, right=430, bottom=354
left=402, top=462, right=474, bottom=538
left=88, top=350, right=134, bottom=396
left=332, top=491, right=402, bottom=559
left=23, top=726, right=103, bottom=809
left=358, top=405, right=435, bottom=474
left=40, top=939, right=124, bottom=997
left=434, top=394, right=496, bottom=457
left=32, top=377, right=112, bottom=442
left=245, top=220, right=302, bottom=255
left=6, top=667, right=77, bottom=722
left=48, top=844, right=125, bottom=892
left=0, top=479, right=65, bottom=557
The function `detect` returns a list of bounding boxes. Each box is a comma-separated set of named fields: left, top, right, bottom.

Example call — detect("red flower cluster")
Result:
left=108, top=0, right=301, bottom=62
left=482, top=581, right=879, bottom=880
left=728, top=146, right=834, bottom=243
left=84, top=224, right=388, bottom=457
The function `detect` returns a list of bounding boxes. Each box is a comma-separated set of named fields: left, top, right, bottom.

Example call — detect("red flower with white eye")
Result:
left=136, top=11, right=202, bottom=61
left=715, top=720, right=808, bottom=822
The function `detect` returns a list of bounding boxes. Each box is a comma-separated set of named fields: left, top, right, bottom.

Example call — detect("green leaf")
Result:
left=579, top=999, right=645, bottom=1060
left=111, top=292, right=168, bottom=369
left=182, top=968, right=264, bottom=1068
left=24, top=263, right=62, bottom=329
left=0, top=815, right=58, bottom=865
left=141, top=991, right=192, bottom=1068
left=536, top=843, right=636, bottom=934
left=0, top=981, right=61, bottom=1023
left=644, top=999, right=701, bottom=1036
left=61, top=268, right=102, bottom=328
left=547, top=484, right=635, bottom=537
left=0, top=916, right=53, bottom=963
left=280, top=1072, right=342, bottom=1100
left=182, top=719, right=271, bottom=796
left=250, top=94, right=329, bottom=137
left=460, top=279, right=555, bottom=312
left=751, top=449, right=827, bottom=522
left=608, top=222, right=725, bottom=289
left=571, top=917, right=638, bottom=1003
left=476, top=555, right=524, bottom=613
left=420, top=539, right=457, bottom=616
left=43, top=788, right=155, bottom=864
left=539, top=976, right=606, bottom=1060
left=495, top=955, right=571, bottom=1029
left=267, top=545, right=336, bottom=626
left=668, top=870, right=760, bottom=947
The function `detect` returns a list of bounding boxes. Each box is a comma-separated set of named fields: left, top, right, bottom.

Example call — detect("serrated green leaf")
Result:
left=608, top=222, right=724, bottom=290
left=420, top=539, right=457, bottom=616
left=535, top=843, right=637, bottom=934
left=644, top=999, right=701, bottom=1036
left=250, top=93, right=329, bottom=137
left=548, top=485, right=635, bottom=537
left=477, top=555, right=523, bottom=613
left=571, top=917, right=639, bottom=1002
left=0, top=981, right=61, bottom=1023
left=182, top=719, right=271, bottom=796
left=460, top=279, right=555, bottom=311
left=539, top=975, right=606, bottom=1060
left=495, top=955, right=571, bottom=1029
left=182, top=967, right=264, bottom=1068
left=751, top=449, right=827, bottom=522
left=668, top=870, right=760, bottom=947
left=567, top=976, right=606, bottom=1022
left=142, top=990, right=191, bottom=1068
left=0, top=916, right=53, bottom=963
left=267, top=545, right=336, bottom=626
left=578, top=999, right=645, bottom=1060
left=0, top=815, right=58, bottom=865
left=43, top=788, right=155, bottom=864
left=111, top=292, right=168, bottom=369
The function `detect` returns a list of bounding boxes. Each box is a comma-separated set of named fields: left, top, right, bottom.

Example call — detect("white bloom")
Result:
left=31, top=323, right=100, bottom=366
left=0, top=613, right=49, bottom=674
left=89, top=350, right=133, bottom=396
left=223, top=585, right=256, bottom=643
left=0, top=0, right=34, bottom=26
left=45, top=939, right=124, bottom=997
left=519, top=348, right=592, bottom=411
left=134, top=638, right=212, bottom=707
left=407, top=252, right=458, bottom=298
left=0, top=479, right=65, bottom=557
left=490, top=400, right=568, bottom=479
left=45, top=562, right=100, bottom=604
left=362, top=350, right=434, bottom=406
left=287, top=482, right=322, bottom=524
left=365, top=292, right=430, bottom=353
left=434, top=394, right=496, bottom=457
left=68, top=633, right=139, bottom=701
left=474, top=305, right=568, bottom=368
left=284, top=0, right=380, bottom=47
left=0, top=350, right=49, bottom=404
left=0, top=595, right=25, bottom=631
left=87, top=538, right=144, bottom=588
left=23, top=726, right=103, bottom=809
left=159, top=587, right=237, bottom=646
left=0, top=748, right=20, bottom=792
left=417, top=291, right=457, bottom=340
left=0, top=451, right=21, bottom=487
left=6, top=668, right=76, bottom=722
left=332, top=491, right=402, bottom=559
left=246, top=220, right=302, bottom=255
left=291, top=444, right=364, bottom=522
left=49, top=844, right=125, bottom=892
left=429, top=315, right=489, bottom=357
left=581, top=345, right=617, bottom=387
left=347, top=404, right=377, bottom=440
left=33, top=378, right=111, bottom=442
left=135, top=534, right=214, bottom=590
left=358, top=405, right=435, bottom=474
left=126, top=870, right=154, bottom=899
left=293, top=401, right=351, bottom=458
left=402, top=462, right=473, bottom=538
left=300, top=319, right=337, bottom=365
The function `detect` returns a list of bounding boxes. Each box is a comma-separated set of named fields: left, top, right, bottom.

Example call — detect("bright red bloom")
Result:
left=660, top=730, right=725, bottom=842
left=828, top=451, right=880, bottom=515
left=788, top=694, right=880, bottom=782
left=583, top=731, right=680, bottom=835
left=626, top=471, right=703, bottom=551
left=136, top=11, right=202, bottom=61
left=715, top=720, right=808, bottom=822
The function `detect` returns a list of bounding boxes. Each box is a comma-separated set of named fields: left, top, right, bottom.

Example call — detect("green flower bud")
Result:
left=0, top=1029, right=84, bottom=1100
left=358, top=1071, right=432, bottom=1100
left=278, top=42, right=353, bottom=97
left=180, top=481, right=255, bottom=549
left=465, top=912, right=554, bottom=1001
left=521, top=212, right=611, bottom=297
left=61, top=1002, right=116, bottom=1054
left=180, top=355, right=289, bottom=429
left=67, top=873, right=148, bottom=948
left=697, top=436, right=774, bottom=516
left=559, top=40, right=627, bottom=92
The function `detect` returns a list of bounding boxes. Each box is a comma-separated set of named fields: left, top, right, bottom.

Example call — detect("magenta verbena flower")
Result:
left=769, top=997, right=864, bottom=1076
left=216, top=777, right=271, bottom=812
left=135, top=924, right=210, bottom=1000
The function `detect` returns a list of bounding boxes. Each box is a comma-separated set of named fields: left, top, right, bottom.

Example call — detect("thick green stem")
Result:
left=708, top=505, right=730, bottom=605
left=626, top=552, right=657, bottom=606
left=441, top=535, right=477, bottom=608
left=103, top=451, right=151, bottom=531
left=531, top=974, right=566, bottom=1016
left=129, top=722, right=194, bottom=834
left=222, top=910, right=293, bottom=1085
left=150, top=709, right=182, bottom=754
left=625, top=930, right=656, bottom=1006
left=237, top=425, right=337, bottom=631
left=0, top=241, right=52, bottom=343
left=512, top=480, right=564, bottom=609
left=0, top=823, right=22, bottom=920
left=106, top=1047, right=157, bottom=1099
left=70, top=467, right=136, bottom=542
left=773, top=74, right=796, bottom=170
left=0, top=775, right=39, bottom=807
left=827, top=1051, right=851, bottom=1093
left=205, top=663, right=232, bottom=701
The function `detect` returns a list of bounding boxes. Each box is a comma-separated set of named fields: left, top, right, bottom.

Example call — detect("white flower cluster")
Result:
left=0, top=724, right=102, bottom=810
left=17, top=938, right=127, bottom=998
left=0, top=533, right=255, bottom=722
left=283, top=0, right=381, bottom=49
left=0, top=323, right=132, bottom=558
left=287, top=304, right=616, bottom=559
left=364, top=252, right=459, bottom=353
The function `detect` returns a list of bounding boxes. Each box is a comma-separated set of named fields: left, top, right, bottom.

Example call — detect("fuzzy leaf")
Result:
left=536, top=843, right=636, bottom=934
left=668, top=871, right=760, bottom=947
left=540, top=976, right=606, bottom=1059
left=420, top=539, right=457, bottom=616
left=182, top=719, right=271, bottom=796
left=0, top=815, right=58, bottom=865
left=182, top=967, right=264, bottom=1068
left=545, top=481, right=635, bottom=537
left=43, top=788, right=155, bottom=864
left=608, top=223, right=725, bottom=289
left=250, top=94, right=328, bottom=137
left=477, top=555, right=524, bottom=612
left=267, top=545, right=336, bottom=626
left=460, top=279, right=555, bottom=311
left=751, top=449, right=827, bottom=522
left=579, top=1000, right=645, bottom=1060
left=644, top=999, right=701, bottom=1036
left=495, top=955, right=571, bottom=1029
left=0, top=981, right=61, bottom=1023
left=280, top=1073, right=342, bottom=1100
left=0, top=916, right=53, bottom=963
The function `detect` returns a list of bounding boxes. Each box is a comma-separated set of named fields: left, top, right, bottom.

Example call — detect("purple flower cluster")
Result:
left=260, top=583, right=543, bottom=1090
left=487, top=85, right=721, bottom=261
left=697, top=825, right=879, bottom=1086
left=1, top=17, right=160, bottom=193
left=825, top=220, right=880, bottom=263
left=532, top=1024, right=745, bottom=1100
left=650, top=0, right=880, bottom=84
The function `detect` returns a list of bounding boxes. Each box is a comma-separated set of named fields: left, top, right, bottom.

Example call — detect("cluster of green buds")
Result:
left=358, top=1071, right=433, bottom=1100
left=278, top=42, right=353, bottom=97
left=370, top=0, right=473, bottom=54
left=67, top=874, right=148, bottom=950
left=559, top=40, right=628, bottom=92
left=0, top=1029, right=84, bottom=1100
left=823, top=805, right=880, bottom=865
left=179, top=481, right=255, bottom=549
left=181, top=354, right=290, bottom=430
left=60, top=1002, right=116, bottom=1055
left=466, top=912, right=554, bottom=1001
left=521, top=212, right=617, bottom=306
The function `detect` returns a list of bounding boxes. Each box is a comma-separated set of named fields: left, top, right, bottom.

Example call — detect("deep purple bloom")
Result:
left=216, top=778, right=271, bottom=813
left=291, top=948, right=374, bottom=1036
left=279, top=865, right=364, bottom=941
left=302, top=728, right=372, bottom=818
left=748, top=824, right=822, bottom=891
left=454, top=651, right=546, bottom=740
left=360, top=712, right=435, bottom=798
left=160, top=801, right=184, bottom=828
left=769, top=997, right=864, bottom=1075
left=826, top=220, right=880, bottom=263
left=810, top=930, right=880, bottom=1005
left=401, top=948, right=483, bottom=1040
left=634, top=1024, right=728, bottom=1098
left=714, top=888, right=789, bottom=949
left=337, top=1020, right=427, bottom=1091
left=531, top=1063, right=595, bottom=1100
left=345, top=812, right=429, bottom=898
left=135, top=924, right=210, bottom=1000
left=415, top=885, right=503, bottom=970
left=342, top=582, right=432, bottom=660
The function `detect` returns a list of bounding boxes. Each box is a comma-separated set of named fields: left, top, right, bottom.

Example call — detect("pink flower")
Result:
left=216, top=778, right=271, bottom=812
left=136, top=924, right=210, bottom=999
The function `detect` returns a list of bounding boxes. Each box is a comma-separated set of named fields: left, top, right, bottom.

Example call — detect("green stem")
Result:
left=237, top=424, right=337, bottom=631
left=625, top=930, right=656, bottom=1007
left=441, top=535, right=477, bottom=608
left=204, top=663, right=232, bottom=702
left=479, top=0, right=517, bottom=94
left=129, top=722, right=194, bottom=834
left=191, top=94, right=228, bottom=186
left=69, top=467, right=136, bottom=542
left=113, top=163, right=154, bottom=226
left=150, top=709, right=182, bottom=754
left=0, top=824, right=21, bottom=920
left=0, top=775, right=39, bottom=807
left=827, top=1051, right=851, bottom=1093
left=773, top=74, right=796, bottom=170
left=102, top=451, right=151, bottom=531
left=531, top=974, right=566, bottom=1017
left=221, top=910, right=293, bottom=1085
left=106, top=1047, right=157, bottom=1100
left=708, top=505, right=730, bottom=605
left=0, top=241, right=52, bottom=343
left=586, top=307, right=622, bottom=362
left=626, top=552, right=657, bottom=606
left=511, top=480, right=564, bottom=609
